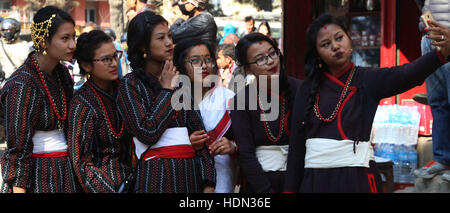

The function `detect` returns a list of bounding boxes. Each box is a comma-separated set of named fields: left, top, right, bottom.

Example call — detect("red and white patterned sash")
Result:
left=205, top=112, right=231, bottom=147
left=199, top=86, right=235, bottom=147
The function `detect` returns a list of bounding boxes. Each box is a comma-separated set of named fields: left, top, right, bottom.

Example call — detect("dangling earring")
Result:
left=42, top=42, right=47, bottom=56
left=317, top=57, right=323, bottom=69
left=87, top=73, right=91, bottom=79
left=143, top=53, right=147, bottom=59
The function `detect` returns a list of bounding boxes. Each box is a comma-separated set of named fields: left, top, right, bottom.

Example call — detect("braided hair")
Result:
left=303, top=13, right=350, bottom=127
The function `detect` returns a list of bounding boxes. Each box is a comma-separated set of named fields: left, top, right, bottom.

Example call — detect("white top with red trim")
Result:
left=199, top=86, right=236, bottom=193
left=199, top=86, right=235, bottom=132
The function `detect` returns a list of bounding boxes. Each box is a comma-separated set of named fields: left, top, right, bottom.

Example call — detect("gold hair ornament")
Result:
left=31, top=14, right=56, bottom=53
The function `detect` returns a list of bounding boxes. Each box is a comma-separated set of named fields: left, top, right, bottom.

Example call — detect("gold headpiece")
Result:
left=31, top=14, right=56, bottom=53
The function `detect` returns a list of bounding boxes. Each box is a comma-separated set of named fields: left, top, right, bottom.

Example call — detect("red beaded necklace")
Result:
left=87, top=81, right=125, bottom=139
left=31, top=55, right=67, bottom=129
left=258, top=93, right=287, bottom=143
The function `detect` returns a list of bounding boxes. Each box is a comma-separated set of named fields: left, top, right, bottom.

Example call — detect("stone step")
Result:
left=415, top=175, right=450, bottom=193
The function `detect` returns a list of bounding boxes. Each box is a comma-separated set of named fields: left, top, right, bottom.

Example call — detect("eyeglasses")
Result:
left=185, top=57, right=214, bottom=68
left=247, top=49, right=280, bottom=66
left=92, top=51, right=123, bottom=66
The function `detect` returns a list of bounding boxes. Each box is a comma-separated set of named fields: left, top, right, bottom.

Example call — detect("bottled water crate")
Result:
left=371, top=105, right=420, bottom=184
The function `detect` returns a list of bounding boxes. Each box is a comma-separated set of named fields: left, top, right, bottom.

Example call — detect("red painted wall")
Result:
left=283, top=0, right=312, bottom=80
left=396, top=0, right=425, bottom=103
left=70, top=0, right=111, bottom=29
left=12, top=0, right=26, bottom=7
left=71, top=0, right=86, bottom=27
left=379, top=0, right=397, bottom=105
left=97, top=1, right=110, bottom=28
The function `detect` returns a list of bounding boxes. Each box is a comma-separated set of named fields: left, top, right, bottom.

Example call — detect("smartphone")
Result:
left=421, top=11, right=440, bottom=50
left=421, top=11, right=437, bottom=35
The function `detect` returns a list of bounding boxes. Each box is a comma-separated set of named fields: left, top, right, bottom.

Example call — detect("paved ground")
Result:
left=414, top=175, right=450, bottom=193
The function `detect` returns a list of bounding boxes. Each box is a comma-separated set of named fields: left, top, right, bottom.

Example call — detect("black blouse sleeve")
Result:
left=116, top=77, right=176, bottom=146
left=364, top=49, right=447, bottom=100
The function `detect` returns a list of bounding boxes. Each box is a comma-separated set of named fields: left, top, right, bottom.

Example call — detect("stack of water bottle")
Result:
left=371, top=105, right=421, bottom=184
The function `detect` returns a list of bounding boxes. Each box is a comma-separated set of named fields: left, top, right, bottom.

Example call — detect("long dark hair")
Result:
left=303, top=13, right=349, bottom=124
left=127, top=11, right=168, bottom=88
left=32, top=5, right=75, bottom=51
left=173, top=38, right=218, bottom=76
left=258, top=21, right=271, bottom=36
left=235, top=32, right=292, bottom=108
left=73, top=30, right=112, bottom=76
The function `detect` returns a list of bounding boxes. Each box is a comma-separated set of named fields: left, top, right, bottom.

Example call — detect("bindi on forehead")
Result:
left=323, top=26, right=327, bottom=30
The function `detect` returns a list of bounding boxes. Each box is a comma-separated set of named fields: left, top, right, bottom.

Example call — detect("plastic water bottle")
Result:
left=409, top=107, right=421, bottom=145
left=372, top=106, right=382, bottom=143
left=371, top=105, right=421, bottom=183
left=387, top=143, right=399, bottom=183
left=387, top=144, right=396, bottom=161
left=379, top=106, right=388, bottom=143
left=373, top=143, right=381, bottom=157
left=398, top=108, right=408, bottom=144
left=377, top=143, right=386, bottom=158
left=407, top=145, right=418, bottom=183
left=392, top=106, right=402, bottom=144
left=398, top=145, right=410, bottom=183
left=402, top=106, right=411, bottom=144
